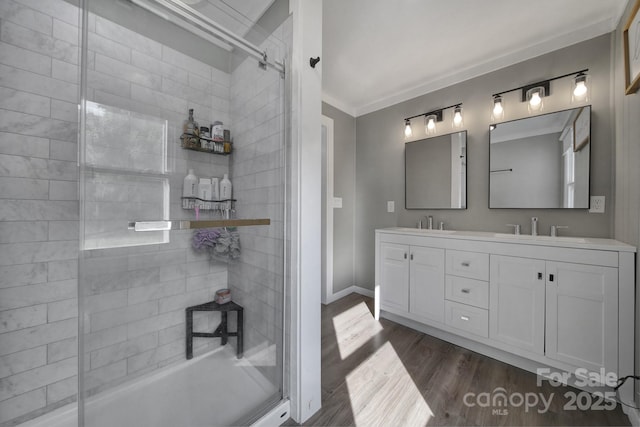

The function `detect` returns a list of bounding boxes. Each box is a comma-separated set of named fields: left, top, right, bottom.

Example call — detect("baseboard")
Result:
left=325, top=285, right=374, bottom=304
left=351, top=286, right=374, bottom=298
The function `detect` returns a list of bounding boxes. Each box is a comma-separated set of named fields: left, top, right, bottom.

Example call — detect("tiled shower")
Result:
left=0, top=0, right=290, bottom=425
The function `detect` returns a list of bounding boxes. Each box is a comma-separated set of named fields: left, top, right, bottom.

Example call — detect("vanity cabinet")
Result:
left=379, top=242, right=444, bottom=323
left=375, top=228, right=635, bottom=405
left=545, top=261, right=618, bottom=374
left=490, top=255, right=546, bottom=354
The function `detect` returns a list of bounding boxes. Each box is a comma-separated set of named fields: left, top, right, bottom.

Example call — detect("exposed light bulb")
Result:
left=452, top=107, right=463, bottom=128
left=573, top=81, right=587, bottom=97
left=493, top=101, right=503, bottom=115
left=492, top=97, right=504, bottom=121
left=529, top=92, right=542, bottom=108
left=425, top=114, right=437, bottom=135
left=404, top=120, right=412, bottom=139
left=526, top=87, right=544, bottom=113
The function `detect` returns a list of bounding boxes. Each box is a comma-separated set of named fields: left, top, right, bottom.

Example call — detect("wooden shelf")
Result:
left=186, top=218, right=270, bottom=229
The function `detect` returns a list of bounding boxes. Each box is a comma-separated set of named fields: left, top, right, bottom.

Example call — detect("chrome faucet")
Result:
left=439, top=221, right=445, bottom=230
left=531, top=217, right=538, bottom=236
left=426, top=216, right=433, bottom=230
left=506, top=224, right=521, bottom=235
left=550, top=225, right=568, bottom=237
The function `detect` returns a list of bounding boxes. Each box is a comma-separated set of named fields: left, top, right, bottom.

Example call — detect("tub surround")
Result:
left=375, top=227, right=635, bottom=410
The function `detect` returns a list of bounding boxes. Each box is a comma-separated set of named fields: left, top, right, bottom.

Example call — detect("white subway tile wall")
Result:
left=0, top=0, right=293, bottom=423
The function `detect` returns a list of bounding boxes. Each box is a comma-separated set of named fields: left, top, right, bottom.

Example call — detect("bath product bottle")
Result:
left=182, top=169, right=198, bottom=198
left=211, top=177, right=220, bottom=201
left=220, top=173, right=232, bottom=200
left=183, top=109, right=199, bottom=136
left=211, top=121, right=224, bottom=141
left=198, top=178, right=212, bottom=209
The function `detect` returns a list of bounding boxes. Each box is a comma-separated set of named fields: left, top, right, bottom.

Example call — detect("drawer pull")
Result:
left=461, top=261, right=470, bottom=267
left=461, top=288, right=471, bottom=294
left=460, top=315, right=470, bottom=321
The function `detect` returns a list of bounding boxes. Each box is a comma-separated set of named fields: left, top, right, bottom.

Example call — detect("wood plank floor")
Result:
left=292, top=293, right=631, bottom=426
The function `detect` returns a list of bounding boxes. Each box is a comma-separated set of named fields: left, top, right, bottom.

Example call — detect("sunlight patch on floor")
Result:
left=345, top=341, right=433, bottom=426
left=333, top=301, right=383, bottom=360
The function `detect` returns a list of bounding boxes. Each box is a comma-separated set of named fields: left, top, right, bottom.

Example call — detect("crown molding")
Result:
left=350, top=17, right=616, bottom=117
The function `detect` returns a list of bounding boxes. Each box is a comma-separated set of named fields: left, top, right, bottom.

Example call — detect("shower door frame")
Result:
left=76, top=0, right=294, bottom=425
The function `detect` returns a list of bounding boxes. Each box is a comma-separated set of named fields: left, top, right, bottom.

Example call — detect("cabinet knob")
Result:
left=549, top=274, right=555, bottom=282
left=461, top=288, right=471, bottom=294
left=404, top=253, right=407, bottom=259
left=461, top=261, right=470, bottom=267
left=410, top=254, right=414, bottom=260
left=538, top=272, right=543, bottom=280
left=460, top=315, right=470, bottom=321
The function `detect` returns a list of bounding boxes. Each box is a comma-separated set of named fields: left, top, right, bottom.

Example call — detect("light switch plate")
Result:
left=589, top=196, right=605, bottom=213
left=387, top=201, right=395, bottom=213
left=333, top=197, right=343, bottom=208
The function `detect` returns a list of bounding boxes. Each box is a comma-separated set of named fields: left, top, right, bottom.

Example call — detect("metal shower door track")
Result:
left=132, top=0, right=285, bottom=76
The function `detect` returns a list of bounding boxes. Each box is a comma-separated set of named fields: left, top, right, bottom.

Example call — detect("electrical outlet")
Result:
left=589, top=196, right=605, bottom=213
left=387, top=201, right=395, bottom=213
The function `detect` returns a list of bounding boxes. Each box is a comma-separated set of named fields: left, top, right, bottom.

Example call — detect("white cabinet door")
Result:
left=409, top=246, right=445, bottom=323
left=545, top=262, right=618, bottom=375
left=379, top=242, right=409, bottom=312
left=490, top=255, right=546, bottom=354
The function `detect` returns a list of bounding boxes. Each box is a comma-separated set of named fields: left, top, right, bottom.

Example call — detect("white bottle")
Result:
left=183, top=169, right=198, bottom=198
left=198, top=178, right=212, bottom=209
left=211, top=177, right=220, bottom=201
left=220, top=173, right=232, bottom=200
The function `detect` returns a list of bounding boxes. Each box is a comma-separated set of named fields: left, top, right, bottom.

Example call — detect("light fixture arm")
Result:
left=403, top=103, right=461, bottom=122
left=491, top=68, right=588, bottom=99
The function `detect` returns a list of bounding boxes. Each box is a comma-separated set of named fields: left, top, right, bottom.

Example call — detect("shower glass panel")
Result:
left=78, top=1, right=287, bottom=425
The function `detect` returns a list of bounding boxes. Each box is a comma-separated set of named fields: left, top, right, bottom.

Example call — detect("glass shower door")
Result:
left=77, top=0, right=288, bottom=425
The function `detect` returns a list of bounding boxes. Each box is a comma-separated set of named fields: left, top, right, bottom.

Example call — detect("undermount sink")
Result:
left=493, top=233, right=588, bottom=244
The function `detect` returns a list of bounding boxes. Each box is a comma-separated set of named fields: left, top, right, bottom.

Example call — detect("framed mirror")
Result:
left=405, top=131, right=467, bottom=209
left=489, top=106, right=590, bottom=209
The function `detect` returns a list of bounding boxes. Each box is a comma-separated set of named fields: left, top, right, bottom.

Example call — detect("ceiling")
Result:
left=322, top=0, right=628, bottom=117
left=183, top=0, right=275, bottom=37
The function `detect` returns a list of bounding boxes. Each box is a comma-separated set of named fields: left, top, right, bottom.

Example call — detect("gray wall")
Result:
left=613, top=0, right=640, bottom=405
left=355, top=34, right=614, bottom=290
left=322, top=102, right=356, bottom=294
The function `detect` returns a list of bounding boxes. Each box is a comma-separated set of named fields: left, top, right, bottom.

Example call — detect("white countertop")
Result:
left=377, top=227, right=637, bottom=252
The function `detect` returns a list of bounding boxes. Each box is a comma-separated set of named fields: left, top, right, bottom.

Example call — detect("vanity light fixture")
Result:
left=452, top=105, right=463, bottom=128
left=526, top=86, right=545, bottom=113
left=425, top=114, right=438, bottom=135
left=402, top=103, right=460, bottom=139
left=404, top=119, right=413, bottom=139
left=491, top=95, right=504, bottom=121
left=491, top=69, right=589, bottom=121
left=572, top=72, right=590, bottom=103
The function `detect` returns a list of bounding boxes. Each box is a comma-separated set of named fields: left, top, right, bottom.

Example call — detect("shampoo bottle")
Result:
left=220, top=173, right=232, bottom=200
left=183, top=169, right=198, bottom=198
left=198, top=178, right=212, bottom=209
left=211, top=177, right=220, bottom=201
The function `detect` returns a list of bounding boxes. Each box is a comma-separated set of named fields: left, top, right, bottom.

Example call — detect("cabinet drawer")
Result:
left=446, top=250, right=489, bottom=281
left=445, top=300, right=488, bottom=338
left=445, top=276, right=489, bottom=309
